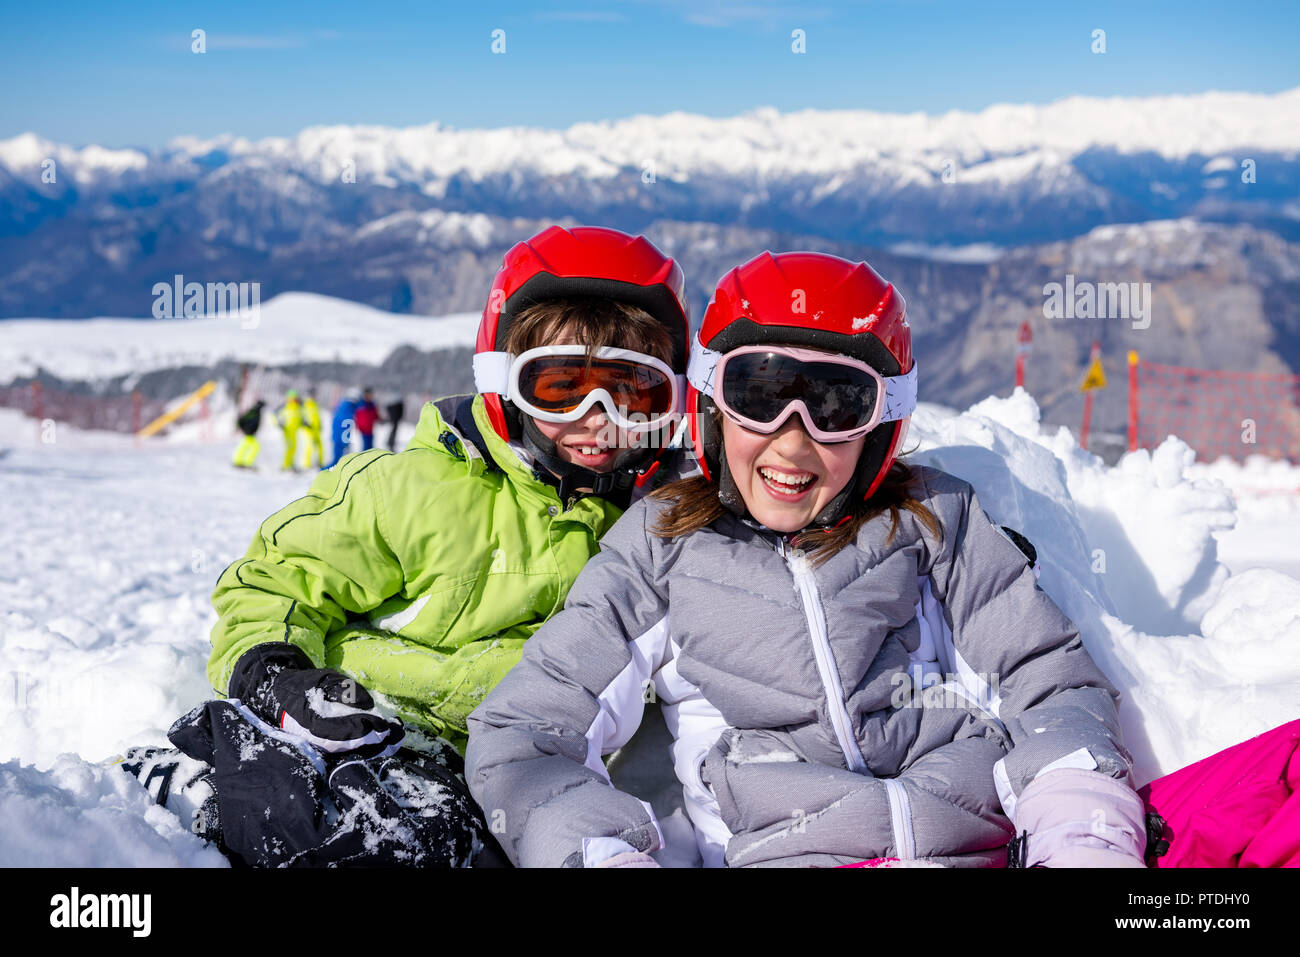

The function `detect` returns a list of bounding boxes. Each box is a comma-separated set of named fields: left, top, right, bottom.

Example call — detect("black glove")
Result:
left=229, top=643, right=405, bottom=760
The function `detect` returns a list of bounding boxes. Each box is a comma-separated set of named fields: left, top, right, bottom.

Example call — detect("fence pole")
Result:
left=1127, top=350, right=1139, bottom=453
left=32, top=381, right=42, bottom=444
left=1015, top=321, right=1032, bottom=392
left=1080, top=341, right=1100, bottom=452
left=1080, top=391, right=1093, bottom=452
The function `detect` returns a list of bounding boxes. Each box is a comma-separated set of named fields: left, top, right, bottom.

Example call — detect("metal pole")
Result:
left=1127, top=350, right=1139, bottom=453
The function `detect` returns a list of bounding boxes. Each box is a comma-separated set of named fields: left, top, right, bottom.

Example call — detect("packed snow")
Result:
left=2, top=384, right=1299, bottom=865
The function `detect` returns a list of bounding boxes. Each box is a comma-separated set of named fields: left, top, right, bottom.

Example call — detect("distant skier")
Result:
left=384, top=395, right=405, bottom=452
left=327, top=388, right=361, bottom=468
left=277, top=390, right=303, bottom=472
left=353, top=387, right=380, bottom=452
left=299, top=392, right=323, bottom=470
left=231, top=400, right=265, bottom=469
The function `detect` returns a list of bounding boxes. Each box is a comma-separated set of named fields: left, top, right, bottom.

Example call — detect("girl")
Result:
left=466, top=250, right=1148, bottom=868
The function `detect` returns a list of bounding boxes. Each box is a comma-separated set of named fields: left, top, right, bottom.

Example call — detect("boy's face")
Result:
left=531, top=409, right=623, bottom=471
left=526, top=328, right=633, bottom=473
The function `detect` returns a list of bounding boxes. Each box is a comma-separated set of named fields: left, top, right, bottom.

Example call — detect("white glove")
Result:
left=1013, top=767, right=1147, bottom=868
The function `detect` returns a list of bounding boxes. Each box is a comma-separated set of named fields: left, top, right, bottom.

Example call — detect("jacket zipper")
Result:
left=882, top=778, right=916, bottom=860
left=780, top=540, right=866, bottom=773
left=783, top=539, right=917, bottom=859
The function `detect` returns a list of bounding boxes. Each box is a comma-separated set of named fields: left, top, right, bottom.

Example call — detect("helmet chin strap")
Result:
left=810, top=473, right=858, bottom=528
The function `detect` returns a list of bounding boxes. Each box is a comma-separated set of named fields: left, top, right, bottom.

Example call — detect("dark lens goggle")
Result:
left=719, top=351, right=880, bottom=434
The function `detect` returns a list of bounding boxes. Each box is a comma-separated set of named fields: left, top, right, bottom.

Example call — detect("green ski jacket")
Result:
left=208, top=395, right=625, bottom=753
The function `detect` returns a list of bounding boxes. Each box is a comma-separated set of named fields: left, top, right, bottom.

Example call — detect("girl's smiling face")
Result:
left=721, top=412, right=865, bottom=533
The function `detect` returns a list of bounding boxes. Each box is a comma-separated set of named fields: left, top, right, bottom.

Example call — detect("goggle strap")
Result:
left=880, top=362, right=918, bottom=423
left=687, top=339, right=723, bottom=396
left=473, top=351, right=512, bottom=395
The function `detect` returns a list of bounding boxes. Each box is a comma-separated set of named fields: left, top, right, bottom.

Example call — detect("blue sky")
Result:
left=2, top=0, right=1297, bottom=147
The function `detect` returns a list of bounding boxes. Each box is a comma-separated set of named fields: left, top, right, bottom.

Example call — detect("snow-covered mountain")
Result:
left=5, top=88, right=1298, bottom=188
left=2, top=88, right=1298, bottom=320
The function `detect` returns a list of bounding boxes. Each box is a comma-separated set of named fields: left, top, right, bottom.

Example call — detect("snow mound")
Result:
left=909, top=388, right=1297, bottom=783
left=0, top=755, right=227, bottom=867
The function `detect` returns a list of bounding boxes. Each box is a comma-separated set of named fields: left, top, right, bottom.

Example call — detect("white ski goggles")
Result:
left=473, top=345, right=685, bottom=432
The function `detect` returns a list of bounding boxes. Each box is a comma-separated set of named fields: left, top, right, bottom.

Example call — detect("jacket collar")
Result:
left=408, top=395, right=618, bottom=522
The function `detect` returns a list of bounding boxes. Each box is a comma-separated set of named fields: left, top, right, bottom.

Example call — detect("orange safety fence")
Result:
left=1129, top=353, right=1300, bottom=465
left=0, top=382, right=170, bottom=434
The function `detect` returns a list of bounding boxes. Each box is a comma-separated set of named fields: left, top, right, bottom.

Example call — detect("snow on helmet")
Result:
left=475, top=224, right=690, bottom=439
left=688, top=250, right=914, bottom=526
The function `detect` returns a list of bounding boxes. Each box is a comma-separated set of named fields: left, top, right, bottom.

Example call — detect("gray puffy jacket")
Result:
left=466, top=465, right=1136, bottom=867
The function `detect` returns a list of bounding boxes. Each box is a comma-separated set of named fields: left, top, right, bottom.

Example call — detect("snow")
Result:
left=5, top=87, right=1299, bottom=191
left=911, top=388, right=1300, bottom=782
left=0, top=756, right=226, bottom=867
left=886, top=242, right=1006, bottom=264
left=0, top=293, right=479, bottom=382
left=2, top=383, right=1299, bottom=865
left=0, top=132, right=149, bottom=183
left=352, top=208, right=495, bottom=247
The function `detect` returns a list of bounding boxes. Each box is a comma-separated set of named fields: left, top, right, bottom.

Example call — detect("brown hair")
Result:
left=651, top=409, right=941, bottom=564
left=504, top=297, right=675, bottom=365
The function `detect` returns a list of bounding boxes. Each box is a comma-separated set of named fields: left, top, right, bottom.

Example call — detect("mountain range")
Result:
left=2, top=88, right=1298, bottom=442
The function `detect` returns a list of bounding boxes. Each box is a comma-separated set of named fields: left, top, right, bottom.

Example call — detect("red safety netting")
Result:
left=1131, top=359, right=1300, bottom=464
left=0, top=373, right=438, bottom=444
left=0, top=383, right=170, bottom=434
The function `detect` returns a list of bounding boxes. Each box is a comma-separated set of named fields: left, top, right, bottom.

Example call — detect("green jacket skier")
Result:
left=209, top=394, right=626, bottom=752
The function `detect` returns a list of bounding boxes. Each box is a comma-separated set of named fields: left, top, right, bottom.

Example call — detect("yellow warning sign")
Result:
left=1080, top=357, right=1107, bottom=392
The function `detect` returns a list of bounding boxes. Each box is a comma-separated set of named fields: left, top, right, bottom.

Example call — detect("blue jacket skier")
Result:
left=328, top=389, right=361, bottom=468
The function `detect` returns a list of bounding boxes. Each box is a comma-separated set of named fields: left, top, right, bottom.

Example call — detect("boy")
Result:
left=140, top=227, right=691, bottom=867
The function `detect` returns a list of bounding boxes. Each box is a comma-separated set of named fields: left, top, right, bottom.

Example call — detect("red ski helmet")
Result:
left=688, top=251, right=915, bottom=520
left=475, top=225, right=691, bottom=442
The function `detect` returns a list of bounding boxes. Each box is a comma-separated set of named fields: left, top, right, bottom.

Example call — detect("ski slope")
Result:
left=1, top=390, right=1298, bottom=866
